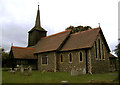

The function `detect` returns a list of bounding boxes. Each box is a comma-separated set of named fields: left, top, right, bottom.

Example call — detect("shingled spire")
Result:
left=29, top=4, right=46, bottom=32
left=28, top=4, right=47, bottom=47
left=35, top=4, right=41, bottom=27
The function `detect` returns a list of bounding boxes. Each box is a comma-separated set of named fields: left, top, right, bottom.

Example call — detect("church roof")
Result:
left=10, top=27, right=110, bottom=57
left=11, top=46, right=36, bottom=59
left=60, top=28, right=100, bottom=51
left=34, top=27, right=110, bottom=53
left=34, top=29, right=72, bottom=54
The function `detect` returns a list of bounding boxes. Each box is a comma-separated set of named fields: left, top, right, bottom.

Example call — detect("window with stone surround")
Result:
left=60, top=54, right=63, bottom=63
left=102, top=43, right=105, bottom=60
left=98, top=39, right=101, bottom=60
left=95, top=41, right=98, bottom=60
left=42, top=56, right=48, bottom=65
left=69, top=53, right=72, bottom=63
left=80, top=52, right=83, bottom=62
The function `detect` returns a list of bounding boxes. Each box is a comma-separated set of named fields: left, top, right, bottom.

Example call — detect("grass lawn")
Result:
left=2, top=70, right=119, bottom=83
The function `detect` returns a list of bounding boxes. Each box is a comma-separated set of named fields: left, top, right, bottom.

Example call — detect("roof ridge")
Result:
left=12, top=46, right=34, bottom=49
left=41, top=29, right=72, bottom=39
left=71, top=28, right=100, bottom=36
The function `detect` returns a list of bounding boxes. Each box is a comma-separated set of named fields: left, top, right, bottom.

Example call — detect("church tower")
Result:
left=28, top=5, right=47, bottom=47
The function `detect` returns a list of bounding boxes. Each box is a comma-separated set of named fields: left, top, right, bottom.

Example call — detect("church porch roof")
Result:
left=10, top=46, right=36, bottom=59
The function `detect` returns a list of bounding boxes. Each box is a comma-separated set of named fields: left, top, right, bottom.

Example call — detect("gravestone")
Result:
left=28, top=66, right=32, bottom=76
left=20, top=65, right=24, bottom=75
left=83, top=68, right=86, bottom=74
left=71, top=68, right=79, bottom=76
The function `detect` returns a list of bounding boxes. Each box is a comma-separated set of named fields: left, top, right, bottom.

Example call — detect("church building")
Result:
left=9, top=5, right=117, bottom=74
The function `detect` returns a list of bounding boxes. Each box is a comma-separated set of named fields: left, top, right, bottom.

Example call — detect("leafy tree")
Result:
left=1, top=48, right=11, bottom=67
left=66, top=25, right=92, bottom=34
left=113, top=39, right=120, bottom=82
left=114, top=39, right=120, bottom=56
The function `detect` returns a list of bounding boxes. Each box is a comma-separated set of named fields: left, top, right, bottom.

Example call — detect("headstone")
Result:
left=14, top=68, right=17, bottom=71
left=20, top=65, right=24, bottom=75
left=71, top=68, right=79, bottom=76
left=83, top=68, right=86, bottom=74
left=28, top=66, right=32, bottom=76
left=9, top=69, right=16, bottom=74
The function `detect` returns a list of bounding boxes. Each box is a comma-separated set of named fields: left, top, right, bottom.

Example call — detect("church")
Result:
left=9, top=5, right=117, bottom=74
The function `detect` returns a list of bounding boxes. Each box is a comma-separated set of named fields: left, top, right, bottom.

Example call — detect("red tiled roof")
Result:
left=11, top=46, right=36, bottom=59
left=34, top=29, right=72, bottom=53
left=60, top=28, right=100, bottom=51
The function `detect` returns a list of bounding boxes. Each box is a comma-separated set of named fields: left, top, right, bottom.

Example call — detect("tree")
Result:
left=65, top=25, right=92, bottom=34
left=114, top=39, right=120, bottom=56
left=1, top=48, right=11, bottom=67
left=114, top=39, right=120, bottom=83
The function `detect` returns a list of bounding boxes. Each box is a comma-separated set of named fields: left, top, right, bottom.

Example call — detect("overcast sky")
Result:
left=0, top=0, right=119, bottom=55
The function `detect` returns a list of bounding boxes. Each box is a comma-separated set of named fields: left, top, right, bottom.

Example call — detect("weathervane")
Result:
left=38, top=2, right=39, bottom=6
left=98, top=23, right=100, bottom=28
left=11, top=43, right=13, bottom=46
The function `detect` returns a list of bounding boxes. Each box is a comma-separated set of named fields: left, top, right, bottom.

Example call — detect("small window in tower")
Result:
left=80, top=52, right=83, bottom=62
left=69, top=53, right=72, bottom=63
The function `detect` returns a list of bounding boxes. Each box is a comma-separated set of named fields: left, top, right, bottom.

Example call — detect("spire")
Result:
left=28, top=4, right=46, bottom=33
left=35, top=4, right=41, bottom=27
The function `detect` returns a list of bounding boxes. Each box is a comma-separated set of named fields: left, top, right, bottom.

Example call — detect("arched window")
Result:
left=80, top=52, right=82, bottom=61
left=98, top=39, right=101, bottom=60
left=102, top=43, right=105, bottom=60
left=60, top=54, right=63, bottom=63
left=95, top=41, right=97, bottom=59
left=69, top=53, right=72, bottom=62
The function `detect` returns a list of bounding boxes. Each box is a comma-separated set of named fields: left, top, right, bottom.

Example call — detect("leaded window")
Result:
left=60, top=54, right=63, bottom=63
left=80, top=52, right=82, bottom=61
left=69, top=53, right=72, bottom=62
left=98, top=39, right=101, bottom=60
left=95, top=41, right=97, bottom=59
left=102, top=43, right=105, bottom=59
left=42, top=56, right=48, bottom=64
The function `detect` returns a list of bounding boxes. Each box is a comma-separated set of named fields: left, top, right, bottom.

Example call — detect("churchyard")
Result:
left=2, top=67, right=119, bottom=83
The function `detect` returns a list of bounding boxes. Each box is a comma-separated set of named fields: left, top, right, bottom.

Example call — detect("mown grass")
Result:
left=2, top=70, right=119, bottom=83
